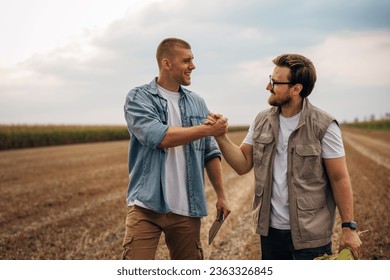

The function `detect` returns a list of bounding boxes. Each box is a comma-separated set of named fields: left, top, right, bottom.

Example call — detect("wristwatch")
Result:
left=342, top=221, right=357, bottom=230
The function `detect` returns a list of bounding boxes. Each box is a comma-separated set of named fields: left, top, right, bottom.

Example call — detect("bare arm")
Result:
left=159, top=118, right=227, bottom=149
left=205, top=113, right=253, bottom=175
left=215, top=134, right=253, bottom=175
left=324, top=156, right=362, bottom=258
left=205, top=157, right=231, bottom=218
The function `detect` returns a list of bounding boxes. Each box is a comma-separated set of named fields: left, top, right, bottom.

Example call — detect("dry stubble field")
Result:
left=0, top=128, right=389, bottom=260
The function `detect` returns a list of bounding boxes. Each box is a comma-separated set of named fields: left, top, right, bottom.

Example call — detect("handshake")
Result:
left=204, top=112, right=229, bottom=137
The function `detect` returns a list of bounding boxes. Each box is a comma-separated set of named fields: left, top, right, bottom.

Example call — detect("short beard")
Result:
left=268, top=94, right=291, bottom=107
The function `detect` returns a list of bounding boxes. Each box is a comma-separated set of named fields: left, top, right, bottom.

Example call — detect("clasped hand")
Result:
left=204, top=113, right=228, bottom=136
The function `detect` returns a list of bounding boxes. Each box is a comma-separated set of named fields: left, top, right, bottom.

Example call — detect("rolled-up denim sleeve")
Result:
left=205, top=136, right=221, bottom=163
left=124, top=89, right=168, bottom=149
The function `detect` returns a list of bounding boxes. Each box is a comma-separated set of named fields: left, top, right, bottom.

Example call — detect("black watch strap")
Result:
left=342, top=221, right=357, bottom=230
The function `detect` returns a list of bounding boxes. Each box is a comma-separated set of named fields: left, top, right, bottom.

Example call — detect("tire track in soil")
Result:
left=342, top=128, right=390, bottom=170
left=341, top=127, right=390, bottom=259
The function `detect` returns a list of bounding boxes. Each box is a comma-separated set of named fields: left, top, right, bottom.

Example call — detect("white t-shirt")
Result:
left=243, top=112, right=345, bottom=229
left=132, top=85, right=190, bottom=216
left=156, top=85, right=189, bottom=216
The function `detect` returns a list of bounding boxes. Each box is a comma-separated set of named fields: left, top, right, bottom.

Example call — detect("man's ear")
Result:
left=291, top=83, right=303, bottom=96
left=161, top=58, right=171, bottom=70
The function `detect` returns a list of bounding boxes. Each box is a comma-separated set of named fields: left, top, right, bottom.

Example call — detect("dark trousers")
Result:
left=261, top=227, right=332, bottom=260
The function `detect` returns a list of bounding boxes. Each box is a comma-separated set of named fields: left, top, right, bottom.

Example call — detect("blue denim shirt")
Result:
left=124, top=78, right=221, bottom=217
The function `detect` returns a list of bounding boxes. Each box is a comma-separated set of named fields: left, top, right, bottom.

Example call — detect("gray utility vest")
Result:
left=252, top=98, right=338, bottom=250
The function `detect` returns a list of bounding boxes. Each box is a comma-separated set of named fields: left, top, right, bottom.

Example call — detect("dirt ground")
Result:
left=0, top=128, right=389, bottom=260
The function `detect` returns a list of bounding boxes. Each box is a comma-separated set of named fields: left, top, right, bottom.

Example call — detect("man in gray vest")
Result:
left=206, top=54, right=362, bottom=260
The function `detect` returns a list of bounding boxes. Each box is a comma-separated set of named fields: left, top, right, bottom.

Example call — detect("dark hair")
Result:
left=156, top=38, right=191, bottom=69
left=272, top=54, right=317, bottom=98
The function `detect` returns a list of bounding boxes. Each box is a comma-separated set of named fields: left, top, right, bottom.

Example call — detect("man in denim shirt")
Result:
left=122, top=38, right=231, bottom=260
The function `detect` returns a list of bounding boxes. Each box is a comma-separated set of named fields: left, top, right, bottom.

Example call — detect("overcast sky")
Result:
left=0, top=0, right=389, bottom=126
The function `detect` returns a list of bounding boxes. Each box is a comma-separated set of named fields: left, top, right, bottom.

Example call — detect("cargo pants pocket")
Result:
left=122, top=235, right=134, bottom=260
left=196, top=242, right=204, bottom=260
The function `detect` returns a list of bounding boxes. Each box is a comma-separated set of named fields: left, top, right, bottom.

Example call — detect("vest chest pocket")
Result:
left=293, top=144, right=322, bottom=180
left=295, top=144, right=320, bottom=156
left=253, top=134, right=274, bottom=165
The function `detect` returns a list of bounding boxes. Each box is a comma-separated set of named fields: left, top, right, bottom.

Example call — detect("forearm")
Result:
left=325, top=157, right=354, bottom=222
left=332, top=177, right=354, bottom=222
left=205, top=157, right=225, bottom=199
left=159, top=125, right=210, bottom=148
left=159, top=117, right=228, bottom=149
left=322, top=128, right=355, bottom=222
left=216, top=134, right=253, bottom=175
left=206, top=157, right=231, bottom=218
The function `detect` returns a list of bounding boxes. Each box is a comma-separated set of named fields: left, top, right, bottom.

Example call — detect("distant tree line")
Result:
left=353, top=112, right=390, bottom=123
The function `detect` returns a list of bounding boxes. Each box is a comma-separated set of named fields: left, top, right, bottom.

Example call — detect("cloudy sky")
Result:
left=1, top=0, right=389, bottom=126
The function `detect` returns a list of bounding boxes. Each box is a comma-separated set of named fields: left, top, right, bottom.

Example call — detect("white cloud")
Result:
left=0, top=0, right=159, bottom=65
left=306, top=31, right=390, bottom=86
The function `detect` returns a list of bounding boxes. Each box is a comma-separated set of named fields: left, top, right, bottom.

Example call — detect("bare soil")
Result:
left=0, top=128, right=388, bottom=260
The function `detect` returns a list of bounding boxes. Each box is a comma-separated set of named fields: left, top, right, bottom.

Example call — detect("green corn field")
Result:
left=0, top=124, right=250, bottom=150
left=0, top=125, right=130, bottom=150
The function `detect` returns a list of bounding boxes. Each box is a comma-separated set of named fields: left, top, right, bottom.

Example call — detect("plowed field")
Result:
left=0, top=128, right=389, bottom=259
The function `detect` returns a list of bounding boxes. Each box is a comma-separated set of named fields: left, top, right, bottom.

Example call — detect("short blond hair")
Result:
left=156, top=38, right=191, bottom=69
